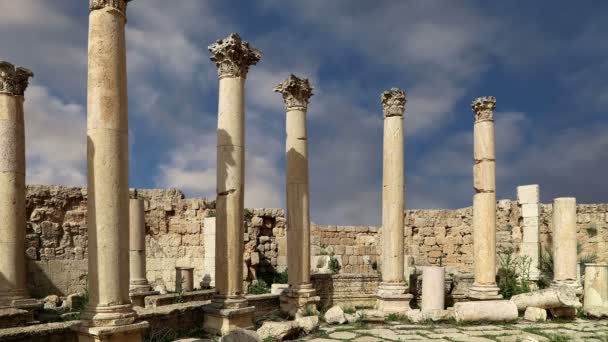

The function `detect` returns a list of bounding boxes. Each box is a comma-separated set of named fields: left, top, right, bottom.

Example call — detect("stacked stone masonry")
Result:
left=22, top=185, right=608, bottom=297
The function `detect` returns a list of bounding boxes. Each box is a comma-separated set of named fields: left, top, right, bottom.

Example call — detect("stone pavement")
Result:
left=304, top=320, right=608, bottom=342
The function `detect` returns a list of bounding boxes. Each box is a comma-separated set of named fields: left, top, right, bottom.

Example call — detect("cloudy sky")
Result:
left=2, top=1, right=607, bottom=225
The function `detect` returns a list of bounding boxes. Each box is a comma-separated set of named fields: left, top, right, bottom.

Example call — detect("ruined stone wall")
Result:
left=22, top=185, right=608, bottom=297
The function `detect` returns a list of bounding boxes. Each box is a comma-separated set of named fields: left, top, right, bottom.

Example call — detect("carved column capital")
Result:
left=0, top=61, right=33, bottom=96
left=208, top=33, right=261, bottom=79
left=273, top=74, right=314, bottom=111
left=90, top=0, right=130, bottom=16
left=471, top=96, right=496, bottom=122
left=381, top=87, right=406, bottom=117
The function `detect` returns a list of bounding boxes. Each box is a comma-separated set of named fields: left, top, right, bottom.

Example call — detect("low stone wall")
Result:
left=144, top=289, right=215, bottom=308
left=245, top=293, right=281, bottom=318
left=0, top=321, right=78, bottom=342
left=311, top=273, right=380, bottom=309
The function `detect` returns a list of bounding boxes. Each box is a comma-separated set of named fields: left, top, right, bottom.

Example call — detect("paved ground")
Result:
left=304, top=320, right=608, bottom=342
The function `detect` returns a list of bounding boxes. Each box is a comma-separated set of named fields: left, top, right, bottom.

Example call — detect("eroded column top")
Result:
left=471, top=96, right=496, bottom=122
left=381, top=87, right=406, bottom=117
left=208, top=33, right=261, bottom=79
left=90, top=0, right=130, bottom=16
left=0, top=61, right=33, bottom=96
left=273, top=74, right=314, bottom=111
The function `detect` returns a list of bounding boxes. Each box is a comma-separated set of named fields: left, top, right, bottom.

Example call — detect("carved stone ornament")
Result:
left=471, top=96, right=496, bottom=122
left=208, top=33, right=262, bottom=79
left=90, top=0, right=130, bottom=15
left=273, top=74, right=314, bottom=110
left=0, top=61, right=33, bottom=96
left=381, top=87, right=406, bottom=117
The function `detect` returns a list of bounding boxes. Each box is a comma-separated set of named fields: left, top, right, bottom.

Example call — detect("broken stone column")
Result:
left=517, top=185, right=540, bottom=281
left=176, top=267, right=194, bottom=292
left=129, top=197, right=157, bottom=307
left=0, top=62, right=36, bottom=309
left=421, top=266, right=445, bottom=311
left=75, top=1, right=148, bottom=340
left=552, top=197, right=582, bottom=292
left=511, top=285, right=581, bottom=311
left=204, top=33, right=261, bottom=335
left=454, top=300, right=518, bottom=322
left=468, top=96, right=501, bottom=300
left=584, top=264, right=608, bottom=309
left=273, top=75, right=319, bottom=317
left=376, top=88, right=413, bottom=313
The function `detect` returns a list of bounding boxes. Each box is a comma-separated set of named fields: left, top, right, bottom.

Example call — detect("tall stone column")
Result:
left=204, top=33, right=260, bottom=335
left=0, top=62, right=36, bottom=309
left=377, top=88, right=413, bottom=313
left=76, top=0, right=147, bottom=340
left=274, top=75, right=319, bottom=317
left=518, top=185, right=541, bottom=281
left=552, top=197, right=581, bottom=292
left=469, top=96, right=502, bottom=300
left=129, top=196, right=157, bottom=307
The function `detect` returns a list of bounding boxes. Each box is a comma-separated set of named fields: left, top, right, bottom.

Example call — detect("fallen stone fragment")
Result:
left=256, top=321, right=299, bottom=341
left=511, top=286, right=581, bottom=311
left=296, top=315, right=319, bottom=334
left=583, top=306, right=608, bottom=318
left=453, top=300, right=518, bottom=322
left=549, top=307, right=576, bottom=319
left=324, top=305, right=346, bottom=324
left=523, top=307, right=547, bottom=322
left=220, top=328, right=261, bottom=342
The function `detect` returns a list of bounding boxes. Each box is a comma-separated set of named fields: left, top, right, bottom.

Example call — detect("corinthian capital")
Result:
left=471, top=96, right=496, bottom=122
left=0, top=61, right=34, bottom=96
left=208, top=33, right=261, bottom=79
left=273, top=74, right=314, bottom=111
left=381, top=88, right=406, bottom=117
left=90, top=0, right=130, bottom=15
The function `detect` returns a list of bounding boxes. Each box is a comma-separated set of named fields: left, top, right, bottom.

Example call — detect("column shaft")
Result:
left=552, top=198, right=578, bottom=286
left=215, top=76, right=246, bottom=301
left=84, top=3, right=134, bottom=326
left=286, top=107, right=310, bottom=286
left=518, top=185, right=541, bottom=280
left=129, top=198, right=149, bottom=291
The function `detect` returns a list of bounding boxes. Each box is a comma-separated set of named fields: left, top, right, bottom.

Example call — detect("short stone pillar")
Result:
left=0, top=61, right=37, bottom=309
left=274, top=75, right=319, bottom=317
left=129, top=197, right=157, bottom=307
left=421, top=266, right=445, bottom=311
left=468, top=96, right=502, bottom=300
left=584, top=264, right=608, bottom=309
left=204, top=33, right=260, bottom=335
left=176, top=267, right=194, bottom=292
left=376, top=88, right=413, bottom=313
left=552, top=197, right=582, bottom=292
left=517, top=185, right=540, bottom=281
left=202, top=217, right=216, bottom=289
left=75, top=0, right=148, bottom=340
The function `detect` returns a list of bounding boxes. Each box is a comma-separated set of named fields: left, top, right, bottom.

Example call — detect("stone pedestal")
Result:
left=421, top=266, right=445, bottom=311
left=584, top=264, right=608, bottom=309
left=469, top=96, right=501, bottom=300
left=518, top=185, right=541, bottom=280
left=0, top=62, right=34, bottom=309
left=376, top=88, right=413, bottom=313
left=206, top=33, right=261, bottom=335
left=551, top=197, right=582, bottom=293
left=74, top=321, right=148, bottom=342
left=80, top=0, right=137, bottom=331
left=176, top=267, right=194, bottom=292
left=202, top=305, right=255, bottom=336
left=274, top=75, right=318, bottom=317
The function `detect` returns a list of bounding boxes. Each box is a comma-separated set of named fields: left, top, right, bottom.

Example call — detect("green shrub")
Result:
left=248, top=279, right=270, bottom=294
left=497, top=247, right=531, bottom=299
left=328, top=254, right=341, bottom=274
left=342, top=306, right=356, bottom=314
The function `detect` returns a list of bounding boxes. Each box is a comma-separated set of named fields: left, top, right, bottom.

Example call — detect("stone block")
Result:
left=517, top=185, right=539, bottom=204
left=521, top=203, right=539, bottom=218
left=524, top=307, right=547, bottom=321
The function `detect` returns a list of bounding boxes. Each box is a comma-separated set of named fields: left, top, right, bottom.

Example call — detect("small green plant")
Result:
left=207, top=209, right=216, bottom=218
left=174, top=278, right=186, bottom=304
left=262, top=337, right=276, bottom=342
left=353, top=311, right=367, bottom=329
left=248, top=279, right=270, bottom=294
left=385, top=313, right=407, bottom=322
left=586, top=224, right=598, bottom=237
left=342, top=306, right=356, bottom=314
left=244, top=208, right=253, bottom=220
left=273, top=269, right=288, bottom=284
left=302, top=305, right=319, bottom=317
left=328, top=254, right=341, bottom=274
left=497, top=246, right=531, bottom=299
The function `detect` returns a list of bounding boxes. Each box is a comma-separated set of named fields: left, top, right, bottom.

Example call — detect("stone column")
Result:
left=274, top=75, right=319, bottom=317
left=377, top=88, right=413, bottom=313
left=76, top=0, right=148, bottom=340
left=421, top=266, right=445, bottom=311
left=469, top=96, right=502, bottom=300
left=129, top=197, right=157, bottom=307
left=552, top=197, right=581, bottom=292
left=517, top=185, right=540, bottom=281
left=0, top=62, right=37, bottom=309
left=204, top=33, right=260, bottom=335
left=584, top=264, right=608, bottom=310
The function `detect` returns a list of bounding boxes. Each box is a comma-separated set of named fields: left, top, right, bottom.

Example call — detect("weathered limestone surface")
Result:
left=584, top=264, right=608, bottom=309
left=129, top=198, right=151, bottom=293
left=518, top=185, right=541, bottom=280
left=523, top=307, right=547, bottom=322
left=469, top=96, right=501, bottom=300
left=453, top=300, right=518, bottom=322
left=510, top=286, right=581, bottom=311
left=421, top=266, right=445, bottom=311
left=552, top=197, right=581, bottom=291
left=0, top=61, right=33, bottom=308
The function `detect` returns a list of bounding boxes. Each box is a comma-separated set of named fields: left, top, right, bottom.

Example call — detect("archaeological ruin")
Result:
left=0, top=0, right=607, bottom=341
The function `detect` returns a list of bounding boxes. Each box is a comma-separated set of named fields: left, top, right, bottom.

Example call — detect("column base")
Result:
left=551, top=280, right=583, bottom=295
left=279, top=284, right=320, bottom=318
left=72, top=321, right=148, bottom=342
left=468, top=283, right=503, bottom=300
left=376, top=282, right=413, bottom=313
left=202, top=304, right=255, bottom=336
left=81, top=303, right=137, bottom=327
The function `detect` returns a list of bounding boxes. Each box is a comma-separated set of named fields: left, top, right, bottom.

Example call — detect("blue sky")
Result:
left=1, top=1, right=607, bottom=225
